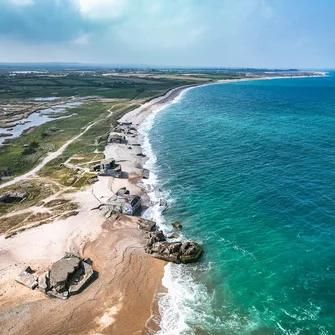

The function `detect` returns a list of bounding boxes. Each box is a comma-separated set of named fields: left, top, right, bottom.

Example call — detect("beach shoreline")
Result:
left=115, top=72, right=328, bottom=333
left=0, top=73, right=326, bottom=334
left=0, top=82, right=195, bottom=335
left=135, top=72, right=333, bottom=334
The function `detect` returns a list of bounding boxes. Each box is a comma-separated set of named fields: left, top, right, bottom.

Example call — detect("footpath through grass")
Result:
left=0, top=74, right=195, bottom=183
left=0, top=102, right=129, bottom=177
left=38, top=102, right=138, bottom=187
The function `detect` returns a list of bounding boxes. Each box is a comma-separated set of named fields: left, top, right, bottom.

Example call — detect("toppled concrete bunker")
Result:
left=15, top=253, right=94, bottom=300
left=106, top=188, right=142, bottom=216
left=98, top=159, right=122, bottom=178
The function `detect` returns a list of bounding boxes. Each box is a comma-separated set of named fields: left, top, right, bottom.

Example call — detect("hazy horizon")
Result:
left=0, top=62, right=331, bottom=71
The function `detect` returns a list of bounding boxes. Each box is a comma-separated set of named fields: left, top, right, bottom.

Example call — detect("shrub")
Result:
left=22, top=146, right=36, bottom=155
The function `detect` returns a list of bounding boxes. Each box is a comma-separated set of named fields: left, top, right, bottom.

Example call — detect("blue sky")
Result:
left=0, top=0, right=334, bottom=68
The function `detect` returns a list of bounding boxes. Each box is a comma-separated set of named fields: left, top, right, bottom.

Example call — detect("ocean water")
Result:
left=139, top=75, right=335, bottom=335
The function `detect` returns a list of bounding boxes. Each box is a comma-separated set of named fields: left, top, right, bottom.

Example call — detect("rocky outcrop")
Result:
left=171, top=221, right=183, bottom=230
left=146, top=230, right=166, bottom=248
left=168, top=232, right=180, bottom=239
left=138, top=218, right=156, bottom=232
left=145, top=231, right=203, bottom=264
left=179, top=242, right=203, bottom=264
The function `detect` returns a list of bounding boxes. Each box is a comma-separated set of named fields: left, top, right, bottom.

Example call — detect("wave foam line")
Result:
left=137, top=92, right=218, bottom=335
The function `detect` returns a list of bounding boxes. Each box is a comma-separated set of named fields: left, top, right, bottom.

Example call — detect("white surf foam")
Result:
left=137, top=90, right=220, bottom=335
left=138, top=104, right=168, bottom=228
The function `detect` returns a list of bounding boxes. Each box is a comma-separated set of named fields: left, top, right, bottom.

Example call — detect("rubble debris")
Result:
left=145, top=231, right=203, bottom=264
left=38, top=272, right=49, bottom=294
left=48, top=290, right=68, bottom=300
left=138, top=218, right=156, bottom=232
left=146, top=230, right=166, bottom=248
left=159, top=199, right=168, bottom=212
left=15, top=266, right=38, bottom=290
left=142, top=169, right=150, bottom=179
left=172, top=221, right=183, bottom=230
left=105, top=208, right=113, bottom=218
left=168, top=232, right=180, bottom=239
left=86, top=176, right=98, bottom=184
left=116, top=187, right=130, bottom=196
left=68, top=260, right=94, bottom=295
left=140, top=193, right=151, bottom=207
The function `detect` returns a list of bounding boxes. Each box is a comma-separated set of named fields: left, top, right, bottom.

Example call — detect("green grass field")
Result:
left=0, top=102, right=110, bottom=175
left=0, top=74, right=194, bottom=99
left=0, top=72, right=212, bottom=180
left=0, top=101, right=140, bottom=178
left=37, top=102, right=138, bottom=186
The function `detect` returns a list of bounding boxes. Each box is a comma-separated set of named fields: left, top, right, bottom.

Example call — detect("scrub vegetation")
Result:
left=0, top=73, right=194, bottom=99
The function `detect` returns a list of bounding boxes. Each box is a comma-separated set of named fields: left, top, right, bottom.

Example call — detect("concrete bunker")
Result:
left=15, top=253, right=95, bottom=300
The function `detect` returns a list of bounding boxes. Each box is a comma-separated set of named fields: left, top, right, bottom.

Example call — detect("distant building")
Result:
left=109, top=134, right=127, bottom=144
left=99, top=159, right=122, bottom=178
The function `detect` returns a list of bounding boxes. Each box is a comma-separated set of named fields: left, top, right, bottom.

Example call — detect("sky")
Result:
left=0, top=0, right=334, bottom=68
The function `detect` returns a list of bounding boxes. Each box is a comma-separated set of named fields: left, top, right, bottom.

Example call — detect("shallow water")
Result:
left=142, top=76, right=335, bottom=334
left=0, top=101, right=82, bottom=145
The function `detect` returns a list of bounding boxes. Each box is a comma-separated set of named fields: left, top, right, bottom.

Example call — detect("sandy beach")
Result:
left=0, top=75, right=325, bottom=335
left=0, top=85, right=192, bottom=335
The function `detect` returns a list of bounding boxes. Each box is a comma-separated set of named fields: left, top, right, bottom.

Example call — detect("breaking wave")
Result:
left=137, top=91, right=219, bottom=335
left=137, top=77, right=335, bottom=334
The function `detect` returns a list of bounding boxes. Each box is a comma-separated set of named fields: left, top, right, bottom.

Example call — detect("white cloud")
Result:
left=110, top=1, right=207, bottom=50
left=72, top=33, right=91, bottom=45
left=73, top=0, right=129, bottom=20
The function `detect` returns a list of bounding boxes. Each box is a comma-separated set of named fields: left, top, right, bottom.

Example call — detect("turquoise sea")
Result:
left=140, top=75, right=335, bottom=335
